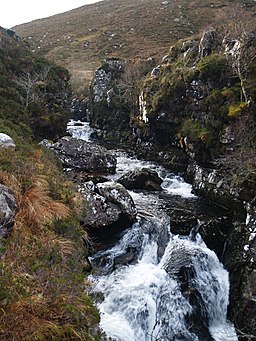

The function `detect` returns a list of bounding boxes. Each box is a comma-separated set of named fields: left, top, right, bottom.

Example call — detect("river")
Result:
left=67, top=120, right=238, bottom=341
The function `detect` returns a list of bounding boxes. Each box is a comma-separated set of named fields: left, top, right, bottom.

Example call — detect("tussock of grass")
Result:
left=0, top=146, right=101, bottom=340
left=18, top=175, right=70, bottom=229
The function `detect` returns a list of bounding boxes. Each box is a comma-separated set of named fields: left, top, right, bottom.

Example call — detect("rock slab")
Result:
left=0, top=184, right=16, bottom=239
left=51, top=136, right=117, bottom=174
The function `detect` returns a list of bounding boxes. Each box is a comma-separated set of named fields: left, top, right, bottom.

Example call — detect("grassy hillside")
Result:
left=14, top=0, right=256, bottom=92
left=0, top=27, right=71, bottom=143
left=0, top=28, right=102, bottom=340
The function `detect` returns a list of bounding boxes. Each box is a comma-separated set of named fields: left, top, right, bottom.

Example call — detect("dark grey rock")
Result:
left=51, top=136, right=117, bottom=174
left=118, top=168, right=163, bottom=191
left=97, top=182, right=137, bottom=218
left=81, top=181, right=136, bottom=241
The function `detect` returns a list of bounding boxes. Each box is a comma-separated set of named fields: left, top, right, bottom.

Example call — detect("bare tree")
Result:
left=113, top=60, right=146, bottom=111
left=217, top=4, right=256, bottom=103
left=14, top=66, right=51, bottom=109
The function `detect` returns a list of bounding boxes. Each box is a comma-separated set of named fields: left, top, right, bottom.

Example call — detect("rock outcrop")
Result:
left=0, top=133, right=16, bottom=148
left=89, top=58, right=134, bottom=145
left=186, top=163, right=256, bottom=336
left=118, top=168, right=163, bottom=191
left=80, top=181, right=137, bottom=241
left=91, top=58, right=123, bottom=103
left=0, top=184, right=16, bottom=241
left=50, top=136, right=117, bottom=174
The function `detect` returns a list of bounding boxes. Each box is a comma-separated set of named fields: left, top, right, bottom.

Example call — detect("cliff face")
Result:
left=89, top=27, right=256, bottom=337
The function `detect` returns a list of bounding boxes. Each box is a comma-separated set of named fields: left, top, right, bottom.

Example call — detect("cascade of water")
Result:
left=67, top=122, right=237, bottom=341
left=67, top=119, right=95, bottom=141
left=88, top=152, right=237, bottom=341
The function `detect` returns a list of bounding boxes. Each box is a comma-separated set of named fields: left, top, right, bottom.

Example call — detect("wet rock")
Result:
left=169, top=208, right=198, bottom=235
left=164, top=247, right=213, bottom=341
left=0, top=133, right=15, bottom=148
left=50, top=136, right=117, bottom=174
left=224, top=206, right=256, bottom=338
left=114, top=246, right=139, bottom=269
left=81, top=181, right=136, bottom=241
left=199, top=217, right=232, bottom=257
left=187, top=163, right=247, bottom=217
left=0, top=184, right=16, bottom=242
left=70, top=98, right=88, bottom=120
left=96, top=182, right=137, bottom=219
left=89, top=225, right=143, bottom=275
left=64, top=169, right=108, bottom=186
left=118, top=168, right=163, bottom=191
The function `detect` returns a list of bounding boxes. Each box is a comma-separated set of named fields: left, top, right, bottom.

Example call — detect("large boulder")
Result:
left=118, top=168, right=163, bottom=191
left=0, top=184, right=16, bottom=240
left=81, top=181, right=137, bottom=241
left=0, top=133, right=15, bottom=149
left=50, top=136, right=117, bottom=174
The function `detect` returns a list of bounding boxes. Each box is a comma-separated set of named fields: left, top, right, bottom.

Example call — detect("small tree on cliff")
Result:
left=14, top=66, right=51, bottom=110
left=113, top=59, right=153, bottom=115
left=217, top=4, right=256, bottom=104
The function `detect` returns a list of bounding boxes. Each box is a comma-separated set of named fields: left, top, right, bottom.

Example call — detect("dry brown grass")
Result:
left=14, top=0, right=256, bottom=92
left=18, top=175, right=70, bottom=229
left=0, top=147, right=99, bottom=340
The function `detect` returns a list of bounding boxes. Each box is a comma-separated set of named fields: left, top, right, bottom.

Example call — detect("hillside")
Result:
left=0, top=27, right=102, bottom=340
left=14, top=0, right=256, bottom=92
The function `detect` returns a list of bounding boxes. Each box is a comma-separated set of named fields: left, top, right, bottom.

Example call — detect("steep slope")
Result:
left=0, top=27, right=71, bottom=143
left=0, top=28, right=102, bottom=340
left=14, top=0, right=256, bottom=91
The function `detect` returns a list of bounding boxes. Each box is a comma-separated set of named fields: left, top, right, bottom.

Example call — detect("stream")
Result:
left=67, top=120, right=238, bottom=341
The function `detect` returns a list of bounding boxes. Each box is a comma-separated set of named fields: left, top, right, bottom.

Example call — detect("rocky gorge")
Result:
left=74, top=26, right=256, bottom=339
left=0, top=3, right=255, bottom=339
left=47, top=121, right=241, bottom=340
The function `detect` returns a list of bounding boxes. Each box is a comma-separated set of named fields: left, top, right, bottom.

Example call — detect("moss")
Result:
left=181, top=118, right=210, bottom=142
left=228, top=102, right=248, bottom=118
left=197, top=54, right=228, bottom=82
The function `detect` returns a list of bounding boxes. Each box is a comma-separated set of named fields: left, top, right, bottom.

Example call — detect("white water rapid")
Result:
left=69, top=121, right=238, bottom=341
left=67, top=119, right=95, bottom=141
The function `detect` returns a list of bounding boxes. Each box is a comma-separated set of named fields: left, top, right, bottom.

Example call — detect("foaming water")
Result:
left=89, top=152, right=237, bottom=341
left=67, top=119, right=95, bottom=141
left=90, top=219, right=237, bottom=341
left=109, top=151, right=196, bottom=198
left=64, top=126, right=237, bottom=341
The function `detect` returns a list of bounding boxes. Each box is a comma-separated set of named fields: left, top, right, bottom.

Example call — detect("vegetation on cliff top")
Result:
left=139, top=5, right=256, bottom=173
left=0, top=28, right=71, bottom=143
left=13, top=0, right=256, bottom=92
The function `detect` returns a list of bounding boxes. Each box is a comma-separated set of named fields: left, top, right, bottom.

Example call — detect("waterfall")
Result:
left=90, top=222, right=237, bottom=341
left=88, top=152, right=237, bottom=341
left=67, top=119, right=95, bottom=141
left=68, top=121, right=238, bottom=341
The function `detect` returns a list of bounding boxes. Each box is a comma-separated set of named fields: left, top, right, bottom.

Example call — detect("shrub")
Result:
left=228, top=102, right=248, bottom=118
left=197, top=54, right=228, bottom=82
left=181, top=118, right=210, bottom=142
